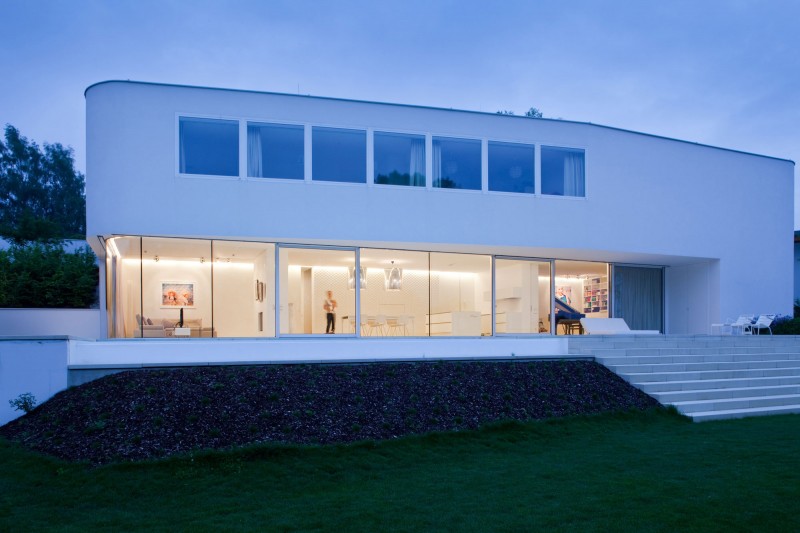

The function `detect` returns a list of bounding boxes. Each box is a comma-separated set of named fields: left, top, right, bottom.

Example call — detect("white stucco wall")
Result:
left=0, top=309, right=102, bottom=339
left=0, top=338, right=71, bottom=425
left=85, top=81, right=796, bottom=334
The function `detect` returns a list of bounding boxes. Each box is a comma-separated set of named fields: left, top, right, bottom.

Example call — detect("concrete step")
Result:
left=589, top=347, right=800, bottom=357
left=595, top=353, right=800, bottom=365
left=635, top=375, right=800, bottom=393
left=689, top=404, right=800, bottom=422
left=620, top=367, right=800, bottom=383
left=609, top=359, right=800, bottom=374
left=672, top=393, right=800, bottom=414
left=652, top=384, right=800, bottom=403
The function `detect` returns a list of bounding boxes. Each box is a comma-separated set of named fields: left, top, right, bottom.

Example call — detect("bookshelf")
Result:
left=583, top=276, right=608, bottom=314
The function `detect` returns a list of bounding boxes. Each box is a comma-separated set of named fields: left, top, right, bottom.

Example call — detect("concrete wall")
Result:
left=0, top=338, right=71, bottom=425
left=0, top=309, right=102, bottom=339
left=85, top=81, right=796, bottom=333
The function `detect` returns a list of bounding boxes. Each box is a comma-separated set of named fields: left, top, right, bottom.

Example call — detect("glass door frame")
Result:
left=610, top=263, right=666, bottom=333
left=275, top=243, right=361, bottom=338
left=493, top=255, right=555, bottom=336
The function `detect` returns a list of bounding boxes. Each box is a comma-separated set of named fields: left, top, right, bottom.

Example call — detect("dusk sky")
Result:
left=2, top=0, right=798, bottom=224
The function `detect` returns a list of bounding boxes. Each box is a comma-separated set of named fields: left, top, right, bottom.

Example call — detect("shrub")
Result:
left=0, top=242, right=98, bottom=308
left=9, top=392, right=37, bottom=413
left=771, top=315, right=800, bottom=335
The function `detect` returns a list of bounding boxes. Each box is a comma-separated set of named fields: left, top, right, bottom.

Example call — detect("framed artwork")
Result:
left=161, top=282, right=195, bottom=308
left=255, top=279, right=266, bottom=302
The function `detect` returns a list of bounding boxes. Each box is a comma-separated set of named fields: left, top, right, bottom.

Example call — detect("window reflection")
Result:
left=542, top=146, right=585, bottom=197
left=374, top=132, right=426, bottom=187
left=247, top=123, right=304, bottom=179
left=489, top=141, right=535, bottom=194
left=179, top=117, right=239, bottom=176
left=312, top=127, right=366, bottom=183
left=432, top=137, right=481, bottom=190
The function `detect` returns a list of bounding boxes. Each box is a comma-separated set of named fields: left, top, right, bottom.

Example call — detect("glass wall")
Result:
left=179, top=117, right=239, bottom=176
left=106, top=236, right=142, bottom=338
left=359, top=249, right=429, bottom=336
left=312, top=127, right=366, bottom=183
left=247, top=122, right=304, bottom=179
left=432, top=137, right=481, bottom=190
left=554, top=260, right=609, bottom=335
left=212, top=241, right=276, bottom=337
left=488, top=142, right=535, bottom=194
left=613, top=266, right=663, bottom=332
left=429, top=252, right=491, bottom=336
left=139, top=237, right=213, bottom=337
left=541, top=146, right=585, bottom=197
left=495, top=259, right=551, bottom=334
left=278, top=247, right=356, bottom=335
left=374, top=132, right=426, bottom=187
left=107, top=237, right=667, bottom=339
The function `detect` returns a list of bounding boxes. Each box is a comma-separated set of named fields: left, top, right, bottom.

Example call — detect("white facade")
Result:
left=85, top=81, right=795, bottom=338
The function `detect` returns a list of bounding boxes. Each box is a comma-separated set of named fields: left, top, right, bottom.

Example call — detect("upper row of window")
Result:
left=178, top=117, right=586, bottom=197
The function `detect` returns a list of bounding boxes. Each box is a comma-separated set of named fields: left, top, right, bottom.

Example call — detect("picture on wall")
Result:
left=161, top=282, right=195, bottom=308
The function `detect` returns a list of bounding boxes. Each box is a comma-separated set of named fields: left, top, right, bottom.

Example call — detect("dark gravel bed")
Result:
left=0, top=360, right=659, bottom=464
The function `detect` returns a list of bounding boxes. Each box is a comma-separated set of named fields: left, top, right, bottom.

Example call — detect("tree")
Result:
left=524, top=107, right=543, bottom=118
left=0, top=125, right=86, bottom=243
left=496, top=107, right=544, bottom=118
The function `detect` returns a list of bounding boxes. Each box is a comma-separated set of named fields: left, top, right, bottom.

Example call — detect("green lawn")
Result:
left=1, top=409, right=799, bottom=532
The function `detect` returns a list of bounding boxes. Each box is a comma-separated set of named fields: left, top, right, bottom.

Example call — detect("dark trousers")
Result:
left=326, top=312, right=335, bottom=333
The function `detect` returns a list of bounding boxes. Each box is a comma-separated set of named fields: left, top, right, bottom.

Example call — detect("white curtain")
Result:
left=432, top=140, right=442, bottom=187
left=563, top=151, right=585, bottom=196
left=179, top=121, right=187, bottom=173
left=247, top=126, right=263, bottom=177
left=409, top=138, right=425, bottom=186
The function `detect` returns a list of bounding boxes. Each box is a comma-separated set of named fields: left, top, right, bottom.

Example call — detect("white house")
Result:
left=84, top=80, right=795, bottom=343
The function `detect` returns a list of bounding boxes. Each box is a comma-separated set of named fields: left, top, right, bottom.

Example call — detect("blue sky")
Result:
left=1, top=0, right=798, bottom=224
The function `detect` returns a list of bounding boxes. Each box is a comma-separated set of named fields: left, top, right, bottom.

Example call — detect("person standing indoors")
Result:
left=324, top=290, right=338, bottom=334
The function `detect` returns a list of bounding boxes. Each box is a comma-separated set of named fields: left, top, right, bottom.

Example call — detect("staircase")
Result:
left=569, top=335, right=800, bottom=422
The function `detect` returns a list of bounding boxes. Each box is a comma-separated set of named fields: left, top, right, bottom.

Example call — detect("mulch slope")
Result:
left=0, top=360, right=660, bottom=464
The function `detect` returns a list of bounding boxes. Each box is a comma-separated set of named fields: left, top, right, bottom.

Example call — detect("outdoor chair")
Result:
left=730, top=315, right=755, bottom=335
left=750, top=314, right=775, bottom=335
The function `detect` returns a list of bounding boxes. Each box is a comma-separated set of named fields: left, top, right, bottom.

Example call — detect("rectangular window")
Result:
left=488, top=141, right=535, bottom=194
left=247, top=123, right=304, bottom=179
left=541, top=146, right=585, bottom=197
left=312, top=127, right=366, bottom=183
left=179, top=117, right=239, bottom=176
left=432, top=137, right=481, bottom=190
left=374, top=132, right=426, bottom=187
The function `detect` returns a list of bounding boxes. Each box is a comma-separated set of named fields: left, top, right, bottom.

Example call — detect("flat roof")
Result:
left=85, top=79, right=795, bottom=165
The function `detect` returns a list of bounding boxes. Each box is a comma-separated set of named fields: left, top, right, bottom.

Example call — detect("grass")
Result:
left=1, top=409, right=799, bottom=532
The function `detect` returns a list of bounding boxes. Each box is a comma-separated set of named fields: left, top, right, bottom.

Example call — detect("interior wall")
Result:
left=141, top=261, right=212, bottom=327
left=212, top=264, right=257, bottom=337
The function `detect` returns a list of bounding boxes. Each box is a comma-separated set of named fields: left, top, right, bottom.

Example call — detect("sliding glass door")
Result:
left=612, top=266, right=664, bottom=332
left=494, top=258, right=552, bottom=334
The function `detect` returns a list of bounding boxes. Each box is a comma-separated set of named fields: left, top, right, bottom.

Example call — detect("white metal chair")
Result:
left=730, top=315, right=755, bottom=335
left=387, top=314, right=412, bottom=336
left=366, top=315, right=387, bottom=336
left=751, top=314, right=775, bottom=335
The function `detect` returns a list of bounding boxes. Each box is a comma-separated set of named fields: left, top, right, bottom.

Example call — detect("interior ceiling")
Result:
left=116, top=237, right=666, bottom=274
